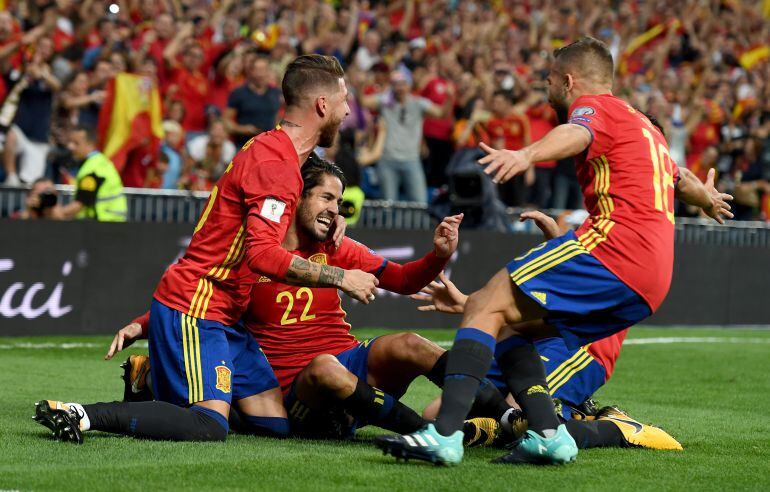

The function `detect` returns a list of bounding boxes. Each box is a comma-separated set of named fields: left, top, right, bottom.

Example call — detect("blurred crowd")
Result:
left=1, top=0, right=769, bottom=221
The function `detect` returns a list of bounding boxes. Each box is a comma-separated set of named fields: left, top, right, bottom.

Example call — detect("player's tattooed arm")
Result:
left=283, top=255, right=379, bottom=304
left=285, top=256, right=344, bottom=287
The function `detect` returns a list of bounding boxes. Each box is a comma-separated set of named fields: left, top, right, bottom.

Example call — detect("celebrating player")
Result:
left=109, top=157, right=482, bottom=440
left=33, top=55, right=381, bottom=444
left=415, top=211, right=682, bottom=452
left=376, top=37, right=733, bottom=466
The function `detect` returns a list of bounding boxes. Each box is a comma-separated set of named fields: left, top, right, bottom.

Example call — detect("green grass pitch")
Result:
left=2, top=326, right=769, bottom=491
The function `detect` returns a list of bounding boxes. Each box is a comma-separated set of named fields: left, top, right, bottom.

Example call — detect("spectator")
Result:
left=186, top=119, right=236, bottom=183
left=159, top=120, right=184, bottom=190
left=53, top=125, right=127, bottom=222
left=164, top=24, right=209, bottom=134
left=487, top=89, right=532, bottom=207
left=3, top=36, right=60, bottom=186
left=419, top=56, right=456, bottom=189
left=361, top=70, right=449, bottom=204
left=15, top=177, right=59, bottom=219
left=225, top=55, right=281, bottom=148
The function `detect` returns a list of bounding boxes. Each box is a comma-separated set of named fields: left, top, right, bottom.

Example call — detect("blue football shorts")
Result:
left=148, top=299, right=279, bottom=406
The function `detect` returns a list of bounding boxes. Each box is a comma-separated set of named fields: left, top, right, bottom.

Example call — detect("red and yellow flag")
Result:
left=739, top=45, right=770, bottom=70
left=97, top=73, right=164, bottom=173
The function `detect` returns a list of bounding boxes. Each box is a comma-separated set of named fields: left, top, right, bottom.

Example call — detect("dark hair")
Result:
left=282, top=54, right=345, bottom=107
left=553, top=36, right=614, bottom=84
left=641, top=111, right=666, bottom=137
left=302, top=153, right=347, bottom=195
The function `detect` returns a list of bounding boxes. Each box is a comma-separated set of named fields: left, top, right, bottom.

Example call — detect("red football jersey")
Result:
left=246, top=238, right=386, bottom=391
left=154, top=129, right=300, bottom=326
left=568, top=94, right=679, bottom=312
left=586, top=329, right=627, bottom=381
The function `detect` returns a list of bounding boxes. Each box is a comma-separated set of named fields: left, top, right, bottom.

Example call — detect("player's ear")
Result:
left=315, top=95, right=328, bottom=118
left=565, top=73, right=574, bottom=92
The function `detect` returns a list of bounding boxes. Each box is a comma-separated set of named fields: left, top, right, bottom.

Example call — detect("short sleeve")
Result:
left=227, top=88, right=242, bottom=110
left=568, top=96, right=613, bottom=157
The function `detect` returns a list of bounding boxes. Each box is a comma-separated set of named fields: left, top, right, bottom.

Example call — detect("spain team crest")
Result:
left=215, top=365, right=232, bottom=393
left=309, top=253, right=328, bottom=265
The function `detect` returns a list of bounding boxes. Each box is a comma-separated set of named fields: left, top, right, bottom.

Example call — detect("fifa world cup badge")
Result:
left=215, top=365, right=232, bottom=393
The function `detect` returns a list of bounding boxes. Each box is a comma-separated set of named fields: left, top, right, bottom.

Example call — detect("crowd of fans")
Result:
left=0, top=0, right=769, bottom=221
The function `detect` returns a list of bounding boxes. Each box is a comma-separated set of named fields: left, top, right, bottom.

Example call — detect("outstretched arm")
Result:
left=676, top=168, right=733, bottom=224
left=478, top=123, right=591, bottom=184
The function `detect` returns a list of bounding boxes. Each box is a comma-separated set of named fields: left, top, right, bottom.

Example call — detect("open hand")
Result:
left=105, top=322, right=143, bottom=360
left=409, top=271, right=467, bottom=314
left=478, top=142, right=532, bottom=184
left=702, top=168, right=734, bottom=224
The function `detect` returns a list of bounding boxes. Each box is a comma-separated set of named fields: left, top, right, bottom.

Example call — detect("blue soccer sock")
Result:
left=434, top=328, right=496, bottom=436
left=240, top=415, right=290, bottom=438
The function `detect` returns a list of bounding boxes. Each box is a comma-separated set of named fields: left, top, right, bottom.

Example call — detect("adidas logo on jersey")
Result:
left=531, top=291, right=547, bottom=305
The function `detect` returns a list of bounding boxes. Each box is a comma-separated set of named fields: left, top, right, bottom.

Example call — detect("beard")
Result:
left=318, top=114, right=343, bottom=148
left=548, top=88, right=570, bottom=124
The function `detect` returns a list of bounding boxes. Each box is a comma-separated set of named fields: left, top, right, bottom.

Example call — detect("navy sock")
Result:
left=435, top=328, right=496, bottom=436
left=496, top=337, right=560, bottom=436
left=342, top=380, right=426, bottom=434
left=241, top=415, right=290, bottom=437
left=83, top=401, right=228, bottom=441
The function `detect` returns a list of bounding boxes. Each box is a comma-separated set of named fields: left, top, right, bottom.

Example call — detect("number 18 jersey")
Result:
left=568, top=94, right=679, bottom=312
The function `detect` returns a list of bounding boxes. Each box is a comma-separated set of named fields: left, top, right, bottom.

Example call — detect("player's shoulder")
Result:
left=235, top=130, right=300, bottom=171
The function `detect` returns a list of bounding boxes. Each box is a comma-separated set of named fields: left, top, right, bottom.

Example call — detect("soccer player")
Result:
left=415, top=218, right=679, bottom=451
left=111, top=157, right=479, bottom=440
left=32, top=55, right=380, bottom=444
left=375, top=37, right=733, bottom=465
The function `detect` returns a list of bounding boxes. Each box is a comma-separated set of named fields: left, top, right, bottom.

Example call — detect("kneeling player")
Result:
left=109, top=158, right=497, bottom=439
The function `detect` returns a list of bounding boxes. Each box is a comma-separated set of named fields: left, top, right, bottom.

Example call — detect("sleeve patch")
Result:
left=260, top=197, right=286, bottom=223
left=570, top=106, right=595, bottom=118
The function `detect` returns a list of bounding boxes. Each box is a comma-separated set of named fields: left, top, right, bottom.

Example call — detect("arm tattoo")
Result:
left=318, top=265, right=344, bottom=287
left=285, top=256, right=343, bottom=287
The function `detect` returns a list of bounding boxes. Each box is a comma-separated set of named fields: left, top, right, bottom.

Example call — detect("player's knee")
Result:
left=394, top=332, right=436, bottom=361
left=305, top=354, right=350, bottom=391
left=190, top=406, right=229, bottom=442
left=465, top=290, right=490, bottom=317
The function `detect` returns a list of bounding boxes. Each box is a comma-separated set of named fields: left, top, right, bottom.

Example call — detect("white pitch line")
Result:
left=0, top=341, right=149, bottom=350
left=1, top=337, right=769, bottom=350
left=436, top=337, right=770, bottom=349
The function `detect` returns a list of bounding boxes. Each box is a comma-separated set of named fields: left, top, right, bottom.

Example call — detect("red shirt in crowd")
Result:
left=169, top=66, right=210, bottom=132
left=526, top=103, right=558, bottom=169
left=486, top=113, right=530, bottom=151
left=421, top=77, right=454, bottom=141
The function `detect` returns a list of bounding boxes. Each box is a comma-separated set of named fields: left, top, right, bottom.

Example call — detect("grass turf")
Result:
left=1, top=326, right=769, bottom=491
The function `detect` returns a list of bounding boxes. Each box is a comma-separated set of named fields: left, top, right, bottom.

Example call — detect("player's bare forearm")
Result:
left=525, top=124, right=592, bottom=163
left=675, top=167, right=711, bottom=209
left=284, top=256, right=344, bottom=287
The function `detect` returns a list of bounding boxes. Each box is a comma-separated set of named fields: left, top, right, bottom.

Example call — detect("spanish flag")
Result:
left=739, top=45, right=770, bottom=70
left=97, top=73, right=164, bottom=173
left=619, top=20, right=680, bottom=75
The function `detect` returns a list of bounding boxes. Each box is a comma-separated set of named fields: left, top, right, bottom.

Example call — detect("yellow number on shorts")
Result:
left=642, top=128, right=675, bottom=224
left=276, top=288, right=316, bottom=326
